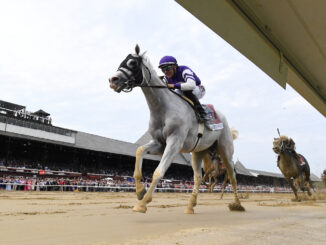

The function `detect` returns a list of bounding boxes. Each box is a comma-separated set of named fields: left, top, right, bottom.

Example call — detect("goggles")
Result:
left=161, top=65, right=174, bottom=73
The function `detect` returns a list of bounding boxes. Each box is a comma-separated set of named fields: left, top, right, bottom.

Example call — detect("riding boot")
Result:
left=183, top=90, right=209, bottom=123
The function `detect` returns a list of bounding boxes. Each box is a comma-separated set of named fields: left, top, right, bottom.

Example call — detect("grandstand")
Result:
left=0, top=99, right=321, bottom=191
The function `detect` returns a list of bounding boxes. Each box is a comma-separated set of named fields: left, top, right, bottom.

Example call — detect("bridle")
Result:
left=277, top=139, right=286, bottom=153
left=274, top=128, right=286, bottom=154
left=113, top=54, right=168, bottom=93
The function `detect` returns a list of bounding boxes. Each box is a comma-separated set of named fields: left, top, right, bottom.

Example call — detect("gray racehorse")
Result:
left=109, top=45, right=244, bottom=213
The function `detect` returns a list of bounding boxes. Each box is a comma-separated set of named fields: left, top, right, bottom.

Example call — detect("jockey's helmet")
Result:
left=158, top=56, right=177, bottom=68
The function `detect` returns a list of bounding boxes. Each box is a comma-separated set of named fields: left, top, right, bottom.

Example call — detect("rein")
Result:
left=139, top=85, right=168, bottom=88
left=119, top=59, right=169, bottom=92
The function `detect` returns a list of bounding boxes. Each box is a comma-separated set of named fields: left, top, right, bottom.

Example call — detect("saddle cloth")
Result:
left=203, top=104, right=223, bottom=131
left=297, top=154, right=306, bottom=166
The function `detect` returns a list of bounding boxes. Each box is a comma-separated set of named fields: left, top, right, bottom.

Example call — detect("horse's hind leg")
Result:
left=133, top=141, right=163, bottom=201
left=185, top=151, right=204, bottom=214
left=303, top=172, right=313, bottom=196
left=218, top=135, right=245, bottom=211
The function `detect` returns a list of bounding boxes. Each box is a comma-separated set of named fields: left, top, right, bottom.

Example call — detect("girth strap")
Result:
left=191, top=123, right=205, bottom=152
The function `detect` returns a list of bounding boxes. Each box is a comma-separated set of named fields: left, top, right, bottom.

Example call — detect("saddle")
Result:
left=169, top=88, right=223, bottom=130
left=202, top=104, right=223, bottom=131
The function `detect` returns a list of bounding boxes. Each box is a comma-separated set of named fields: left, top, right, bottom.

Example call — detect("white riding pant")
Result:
left=176, top=85, right=206, bottom=100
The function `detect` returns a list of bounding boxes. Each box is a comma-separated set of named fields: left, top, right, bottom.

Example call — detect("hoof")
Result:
left=133, top=204, right=147, bottom=213
left=228, top=202, right=245, bottom=211
left=184, top=207, right=194, bottom=214
left=136, top=187, right=146, bottom=200
left=292, top=198, right=301, bottom=202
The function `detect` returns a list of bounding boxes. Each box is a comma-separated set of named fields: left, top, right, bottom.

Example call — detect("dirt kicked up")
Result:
left=0, top=191, right=325, bottom=245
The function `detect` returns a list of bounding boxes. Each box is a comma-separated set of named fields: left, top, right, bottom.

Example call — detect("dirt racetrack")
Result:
left=0, top=191, right=325, bottom=245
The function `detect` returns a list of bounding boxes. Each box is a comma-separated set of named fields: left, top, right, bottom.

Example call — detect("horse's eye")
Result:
left=127, top=59, right=138, bottom=69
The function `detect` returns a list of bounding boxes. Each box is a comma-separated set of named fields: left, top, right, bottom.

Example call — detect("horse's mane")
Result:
left=274, top=135, right=288, bottom=146
left=280, top=135, right=288, bottom=141
left=140, top=53, right=166, bottom=85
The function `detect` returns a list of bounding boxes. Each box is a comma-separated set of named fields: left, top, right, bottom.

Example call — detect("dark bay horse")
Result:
left=202, top=155, right=229, bottom=197
left=202, top=129, right=238, bottom=198
left=273, top=135, right=313, bottom=201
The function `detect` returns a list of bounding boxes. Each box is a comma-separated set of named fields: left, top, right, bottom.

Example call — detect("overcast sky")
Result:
left=0, top=0, right=325, bottom=177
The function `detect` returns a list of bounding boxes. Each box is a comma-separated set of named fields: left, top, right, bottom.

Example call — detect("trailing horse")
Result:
left=273, top=135, right=313, bottom=201
left=109, top=45, right=244, bottom=213
left=202, top=129, right=238, bottom=198
left=202, top=155, right=229, bottom=197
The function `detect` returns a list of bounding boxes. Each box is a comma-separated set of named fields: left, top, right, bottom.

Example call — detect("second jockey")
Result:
left=158, top=55, right=209, bottom=122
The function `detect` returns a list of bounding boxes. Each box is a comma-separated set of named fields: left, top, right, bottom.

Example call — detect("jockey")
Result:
left=158, top=55, right=209, bottom=122
left=283, top=136, right=305, bottom=165
left=285, top=137, right=296, bottom=151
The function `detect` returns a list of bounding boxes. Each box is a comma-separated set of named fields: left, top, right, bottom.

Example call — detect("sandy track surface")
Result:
left=0, top=191, right=325, bottom=245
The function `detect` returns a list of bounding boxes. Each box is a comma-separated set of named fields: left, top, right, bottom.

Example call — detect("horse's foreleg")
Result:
left=289, top=178, right=300, bottom=201
left=133, top=137, right=181, bottom=213
left=210, top=175, right=218, bottom=193
left=220, top=174, right=228, bottom=199
left=202, top=153, right=212, bottom=189
left=133, top=141, right=163, bottom=201
left=185, top=151, right=204, bottom=214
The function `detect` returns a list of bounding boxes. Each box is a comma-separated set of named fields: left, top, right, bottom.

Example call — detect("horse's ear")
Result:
left=135, top=44, right=140, bottom=55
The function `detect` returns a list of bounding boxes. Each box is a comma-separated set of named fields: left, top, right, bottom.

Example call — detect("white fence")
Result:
left=0, top=183, right=293, bottom=193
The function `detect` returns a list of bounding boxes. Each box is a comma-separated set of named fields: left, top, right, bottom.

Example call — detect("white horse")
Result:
left=109, top=45, right=244, bottom=213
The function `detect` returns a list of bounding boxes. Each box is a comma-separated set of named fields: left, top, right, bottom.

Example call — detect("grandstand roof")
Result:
left=34, top=109, right=50, bottom=117
left=247, top=168, right=321, bottom=182
left=310, top=173, right=321, bottom=182
left=0, top=100, right=25, bottom=111
left=248, top=169, right=284, bottom=179
left=234, top=160, right=254, bottom=176
left=75, top=131, right=137, bottom=156
left=76, top=131, right=190, bottom=166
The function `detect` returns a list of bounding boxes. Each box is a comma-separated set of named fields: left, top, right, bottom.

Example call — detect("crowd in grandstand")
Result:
left=0, top=157, right=295, bottom=193
left=0, top=175, right=291, bottom=193
left=0, top=107, right=52, bottom=125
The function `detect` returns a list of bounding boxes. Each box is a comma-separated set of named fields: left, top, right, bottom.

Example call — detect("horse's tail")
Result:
left=299, top=154, right=315, bottom=192
left=231, top=128, right=239, bottom=140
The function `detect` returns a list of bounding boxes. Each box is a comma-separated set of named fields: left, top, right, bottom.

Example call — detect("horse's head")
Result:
left=109, top=44, right=144, bottom=93
left=272, top=135, right=288, bottom=154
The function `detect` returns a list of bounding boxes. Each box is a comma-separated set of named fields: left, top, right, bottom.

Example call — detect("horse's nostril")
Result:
left=111, top=77, right=119, bottom=82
